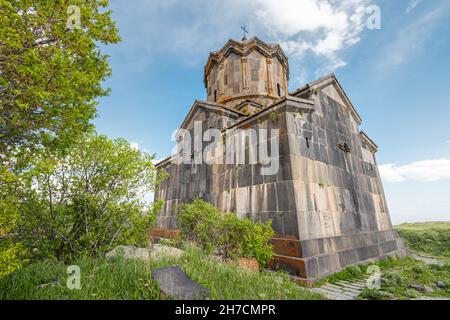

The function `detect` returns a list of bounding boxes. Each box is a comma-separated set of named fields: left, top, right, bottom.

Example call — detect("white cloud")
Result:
left=380, top=159, right=450, bottom=183
left=256, top=0, right=371, bottom=75
left=446, top=140, right=450, bottom=144
left=406, top=0, right=423, bottom=13
left=111, top=0, right=373, bottom=76
left=255, top=0, right=350, bottom=36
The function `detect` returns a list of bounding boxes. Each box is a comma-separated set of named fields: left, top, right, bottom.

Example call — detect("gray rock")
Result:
left=436, top=281, right=447, bottom=289
left=152, top=266, right=210, bottom=300
left=106, top=245, right=150, bottom=260
left=407, top=284, right=433, bottom=293
left=150, top=244, right=184, bottom=260
left=106, top=245, right=183, bottom=261
left=424, top=286, right=434, bottom=293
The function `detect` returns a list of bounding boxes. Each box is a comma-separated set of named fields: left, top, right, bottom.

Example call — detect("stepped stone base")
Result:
left=150, top=228, right=180, bottom=244
left=149, top=228, right=409, bottom=281
left=269, top=230, right=410, bottom=280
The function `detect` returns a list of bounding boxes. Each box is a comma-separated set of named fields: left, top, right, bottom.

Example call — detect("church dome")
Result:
left=204, top=37, right=290, bottom=110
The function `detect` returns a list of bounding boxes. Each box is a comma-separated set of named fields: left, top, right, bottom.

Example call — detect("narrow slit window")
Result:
left=277, top=83, right=281, bottom=96
left=224, top=74, right=228, bottom=86
left=305, top=137, right=310, bottom=149
left=214, top=90, right=217, bottom=102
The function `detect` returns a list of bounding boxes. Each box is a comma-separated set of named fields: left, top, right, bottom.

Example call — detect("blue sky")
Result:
left=94, top=0, right=450, bottom=224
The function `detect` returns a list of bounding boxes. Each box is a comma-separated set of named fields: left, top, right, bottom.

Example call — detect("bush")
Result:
left=178, top=199, right=221, bottom=251
left=178, top=199, right=275, bottom=266
left=218, top=213, right=274, bottom=266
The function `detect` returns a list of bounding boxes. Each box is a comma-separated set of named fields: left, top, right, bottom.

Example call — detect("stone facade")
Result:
left=204, top=38, right=289, bottom=110
left=154, top=37, right=409, bottom=281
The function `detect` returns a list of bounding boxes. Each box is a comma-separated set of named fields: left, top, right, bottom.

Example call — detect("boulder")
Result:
left=106, top=244, right=183, bottom=261
left=150, top=244, right=184, bottom=260
left=105, top=245, right=150, bottom=260
left=407, top=284, right=434, bottom=293
left=152, top=266, right=210, bottom=300
left=436, top=281, right=447, bottom=289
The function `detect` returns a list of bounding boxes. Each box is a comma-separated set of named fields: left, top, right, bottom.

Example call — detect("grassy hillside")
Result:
left=0, top=246, right=322, bottom=300
left=396, top=222, right=450, bottom=258
left=324, top=256, right=450, bottom=300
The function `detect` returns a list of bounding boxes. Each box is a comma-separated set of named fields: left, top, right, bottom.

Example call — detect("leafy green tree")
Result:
left=0, top=0, right=120, bottom=153
left=0, top=0, right=119, bottom=274
left=15, top=133, right=164, bottom=261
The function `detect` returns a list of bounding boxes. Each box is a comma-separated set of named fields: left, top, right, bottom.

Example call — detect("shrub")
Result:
left=218, top=213, right=274, bottom=266
left=178, top=199, right=221, bottom=250
left=178, top=199, right=275, bottom=266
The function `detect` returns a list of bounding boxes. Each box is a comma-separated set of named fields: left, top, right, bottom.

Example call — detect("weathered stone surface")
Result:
left=150, top=244, right=184, bottom=260
left=106, top=245, right=183, bottom=261
left=408, top=284, right=434, bottom=294
left=152, top=266, right=210, bottom=300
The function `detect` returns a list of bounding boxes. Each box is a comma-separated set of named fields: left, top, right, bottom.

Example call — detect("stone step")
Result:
left=270, top=238, right=303, bottom=258
left=335, top=281, right=367, bottom=291
left=334, top=287, right=361, bottom=295
left=335, top=281, right=365, bottom=289
left=340, top=280, right=367, bottom=288
left=269, top=254, right=307, bottom=278
left=321, top=285, right=346, bottom=294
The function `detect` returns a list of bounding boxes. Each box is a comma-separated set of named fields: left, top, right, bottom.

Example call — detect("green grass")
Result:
left=396, top=222, right=450, bottom=258
left=321, top=265, right=365, bottom=285
left=0, top=246, right=323, bottom=300
left=372, top=257, right=450, bottom=299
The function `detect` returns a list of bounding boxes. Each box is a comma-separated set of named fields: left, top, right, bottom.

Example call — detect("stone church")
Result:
left=154, top=37, right=409, bottom=281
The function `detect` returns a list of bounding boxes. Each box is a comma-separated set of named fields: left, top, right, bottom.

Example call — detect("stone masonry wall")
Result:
left=156, top=92, right=392, bottom=241
left=285, top=90, right=393, bottom=241
left=206, top=50, right=288, bottom=109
